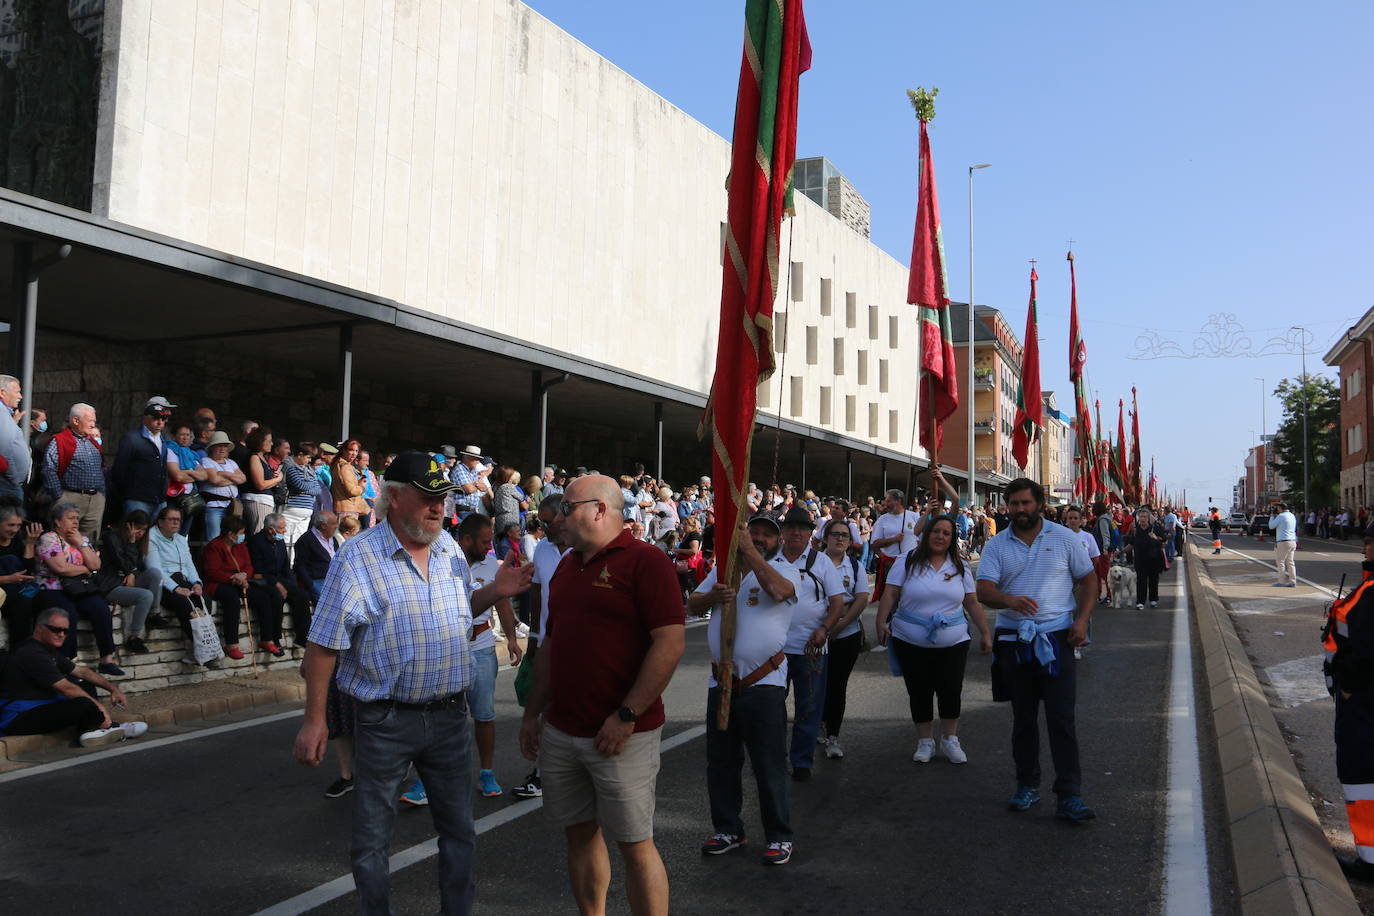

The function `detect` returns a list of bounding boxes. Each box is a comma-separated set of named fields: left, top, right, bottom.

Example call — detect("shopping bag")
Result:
left=514, top=648, right=535, bottom=707
left=190, top=605, right=224, bottom=665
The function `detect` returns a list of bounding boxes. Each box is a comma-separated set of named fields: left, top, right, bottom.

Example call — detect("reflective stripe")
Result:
left=1343, top=784, right=1374, bottom=802
left=1337, top=620, right=1350, bottom=637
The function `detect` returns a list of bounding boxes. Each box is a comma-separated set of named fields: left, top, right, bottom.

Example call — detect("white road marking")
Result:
left=0, top=709, right=305, bottom=785
left=1227, top=597, right=1321, bottom=616
left=253, top=724, right=710, bottom=916
left=1165, top=551, right=1212, bottom=915
left=1261, top=655, right=1330, bottom=708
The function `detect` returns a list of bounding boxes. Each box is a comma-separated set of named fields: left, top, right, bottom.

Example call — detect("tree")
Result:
left=1271, top=375, right=1339, bottom=509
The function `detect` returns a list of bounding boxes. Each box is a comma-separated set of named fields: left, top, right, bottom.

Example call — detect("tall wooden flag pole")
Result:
left=908, top=88, right=958, bottom=475
left=1010, top=265, right=1043, bottom=471
left=698, top=0, right=810, bottom=730
left=1068, top=249, right=1094, bottom=503
left=1117, top=399, right=1128, bottom=503
left=1130, top=387, right=1143, bottom=504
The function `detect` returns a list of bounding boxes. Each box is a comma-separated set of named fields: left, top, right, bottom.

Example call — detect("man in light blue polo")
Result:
left=976, top=477, right=1098, bottom=822
left=1268, top=501, right=1299, bottom=586
left=292, top=451, right=533, bottom=915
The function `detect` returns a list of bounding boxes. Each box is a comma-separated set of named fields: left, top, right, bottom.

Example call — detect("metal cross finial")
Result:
left=1028, top=258, right=1038, bottom=268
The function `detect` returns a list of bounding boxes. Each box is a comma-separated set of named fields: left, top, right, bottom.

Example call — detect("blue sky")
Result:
left=523, top=0, right=1373, bottom=508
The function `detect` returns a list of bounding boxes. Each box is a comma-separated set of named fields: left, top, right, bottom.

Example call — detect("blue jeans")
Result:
left=1164, top=532, right=1176, bottom=561
left=706, top=684, right=791, bottom=842
left=351, top=697, right=476, bottom=915
left=123, top=499, right=159, bottom=520
left=785, top=653, right=828, bottom=770
left=203, top=505, right=228, bottom=542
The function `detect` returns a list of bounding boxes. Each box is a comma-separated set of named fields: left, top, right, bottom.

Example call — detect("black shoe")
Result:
left=125, top=636, right=148, bottom=654
left=98, top=661, right=125, bottom=677
left=512, top=771, right=542, bottom=798
left=1339, top=855, right=1374, bottom=883
left=791, top=767, right=811, bottom=782
left=324, top=777, right=354, bottom=799
left=145, top=614, right=169, bottom=630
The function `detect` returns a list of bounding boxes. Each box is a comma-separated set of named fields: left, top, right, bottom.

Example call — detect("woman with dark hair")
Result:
left=492, top=465, right=526, bottom=540
left=241, top=426, right=282, bottom=535
left=876, top=515, right=991, bottom=764
left=329, top=439, right=367, bottom=523
left=36, top=501, right=121, bottom=674
left=98, top=510, right=162, bottom=655
left=202, top=514, right=281, bottom=659
left=282, top=442, right=322, bottom=558
left=0, top=504, right=39, bottom=645
left=819, top=516, right=870, bottom=759
left=1124, top=507, right=1168, bottom=609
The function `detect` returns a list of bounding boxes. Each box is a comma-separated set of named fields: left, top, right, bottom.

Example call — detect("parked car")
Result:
left=1191, top=515, right=1210, bottom=528
left=1226, top=513, right=1248, bottom=531
left=1246, top=515, right=1270, bottom=536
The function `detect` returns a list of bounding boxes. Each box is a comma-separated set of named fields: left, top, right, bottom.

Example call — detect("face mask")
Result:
left=37, top=421, right=47, bottom=433
left=232, top=533, right=245, bottom=545
left=93, top=437, right=102, bottom=447
left=271, top=531, right=283, bottom=541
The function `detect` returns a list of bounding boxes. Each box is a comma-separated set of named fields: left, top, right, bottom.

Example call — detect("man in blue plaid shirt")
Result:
left=294, top=451, right=533, bottom=915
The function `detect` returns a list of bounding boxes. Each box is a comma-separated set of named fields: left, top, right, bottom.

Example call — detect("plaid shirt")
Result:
left=42, top=434, right=105, bottom=498
left=308, top=519, right=475, bottom=703
left=450, top=462, right=481, bottom=513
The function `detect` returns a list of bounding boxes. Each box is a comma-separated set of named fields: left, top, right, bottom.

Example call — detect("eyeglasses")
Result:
left=559, top=498, right=601, bottom=517
left=827, top=531, right=851, bottom=539
left=43, top=623, right=69, bottom=635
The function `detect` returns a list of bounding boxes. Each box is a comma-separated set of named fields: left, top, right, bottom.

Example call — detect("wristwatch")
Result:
left=617, top=706, right=639, bottom=723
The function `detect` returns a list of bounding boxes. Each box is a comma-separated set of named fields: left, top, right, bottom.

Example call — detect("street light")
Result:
left=1255, top=377, right=1266, bottom=505
left=1291, top=326, right=1310, bottom=513
left=966, top=163, right=991, bottom=508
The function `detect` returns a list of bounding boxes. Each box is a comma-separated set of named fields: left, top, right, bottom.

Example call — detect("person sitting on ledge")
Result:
left=0, top=607, right=148, bottom=748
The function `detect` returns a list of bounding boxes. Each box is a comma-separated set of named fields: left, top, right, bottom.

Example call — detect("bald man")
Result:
left=520, top=474, right=685, bottom=916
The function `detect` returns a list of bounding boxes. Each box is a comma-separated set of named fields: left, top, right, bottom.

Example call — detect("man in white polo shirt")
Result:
left=869, top=489, right=922, bottom=602
left=456, top=513, right=523, bottom=799
left=688, top=512, right=800, bottom=866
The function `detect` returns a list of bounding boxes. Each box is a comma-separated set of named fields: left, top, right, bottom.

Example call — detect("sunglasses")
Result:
left=44, top=623, right=69, bottom=635
left=559, top=498, right=601, bottom=516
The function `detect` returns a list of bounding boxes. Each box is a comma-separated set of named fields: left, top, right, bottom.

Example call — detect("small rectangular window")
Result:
left=888, top=409, right=899, bottom=444
left=857, top=350, right=869, bottom=385
left=790, top=262, right=804, bottom=302
left=719, top=222, right=728, bottom=266
left=868, top=402, right=879, bottom=438
left=790, top=376, right=804, bottom=418
left=833, top=338, right=845, bottom=375
left=819, top=278, right=832, bottom=316
left=889, top=315, right=900, bottom=349
left=868, top=306, right=880, bottom=340
left=806, top=326, right=818, bottom=365
left=819, top=386, right=832, bottom=425
left=845, top=292, right=857, bottom=328
left=845, top=395, right=856, bottom=432
left=879, top=359, right=890, bottom=393
left=757, top=378, right=772, bottom=409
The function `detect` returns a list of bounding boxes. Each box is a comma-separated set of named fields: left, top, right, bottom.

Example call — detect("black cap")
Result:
left=747, top=512, right=781, bottom=533
left=781, top=506, right=813, bottom=529
left=383, top=450, right=457, bottom=495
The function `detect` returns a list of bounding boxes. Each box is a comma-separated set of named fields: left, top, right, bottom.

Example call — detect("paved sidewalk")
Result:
left=1192, top=544, right=1372, bottom=912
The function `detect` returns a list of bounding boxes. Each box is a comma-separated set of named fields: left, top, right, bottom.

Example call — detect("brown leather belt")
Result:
left=711, top=650, right=787, bottom=689
left=469, top=621, right=491, bottom=640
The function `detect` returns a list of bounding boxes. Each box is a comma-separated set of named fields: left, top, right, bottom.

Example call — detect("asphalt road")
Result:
left=0, top=556, right=1236, bottom=915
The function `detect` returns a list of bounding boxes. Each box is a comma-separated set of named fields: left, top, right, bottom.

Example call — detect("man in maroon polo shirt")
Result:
left=519, top=474, right=685, bottom=916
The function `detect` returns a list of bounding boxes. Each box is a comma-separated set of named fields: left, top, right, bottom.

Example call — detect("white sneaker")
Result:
left=1149, top=601, right=1159, bottom=608
left=913, top=738, right=935, bottom=763
left=1135, top=603, right=1145, bottom=610
left=120, top=721, right=149, bottom=740
left=824, top=736, right=844, bottom=759
left=1072, top=646, right=1084, bottom=660
left=939, top=735, right=968, bottom=764
left=79, top=726, right=128, bottom=748
left=515, top=623, right=530, bottom=638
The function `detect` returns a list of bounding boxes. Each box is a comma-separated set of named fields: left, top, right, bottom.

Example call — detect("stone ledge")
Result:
left=1186, top=542, right=1362, bottom=915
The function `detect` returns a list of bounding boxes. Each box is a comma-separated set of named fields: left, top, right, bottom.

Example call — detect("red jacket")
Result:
left=203, top=537, right=253, bottom=588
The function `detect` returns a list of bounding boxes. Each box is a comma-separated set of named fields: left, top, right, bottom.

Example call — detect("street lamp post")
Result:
left=1291, top=327, right=1310, bottom=513
left=966, top=163, right=991, bottom=508
left=1256, top=377, right=1265, bottom=505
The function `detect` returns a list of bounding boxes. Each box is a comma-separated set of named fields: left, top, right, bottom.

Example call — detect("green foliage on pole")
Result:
left=1271, top=375, right=1338, bottom=508
left=907, top=87, right=938, bottom=123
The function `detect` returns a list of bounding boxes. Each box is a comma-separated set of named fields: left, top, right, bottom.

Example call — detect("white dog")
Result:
left=1109, top=564, right=1138, bottom=609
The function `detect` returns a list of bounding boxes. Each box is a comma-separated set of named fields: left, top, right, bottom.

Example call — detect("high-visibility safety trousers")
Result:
left=1336, top=692, right=1374, bottom=864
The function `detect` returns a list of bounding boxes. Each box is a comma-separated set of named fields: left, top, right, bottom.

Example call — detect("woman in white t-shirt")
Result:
left=818, top=517, right=871, bottom=760
left=876, top=516, right=991, bottom=765
left=1062, top=506, right=1100, bottom=660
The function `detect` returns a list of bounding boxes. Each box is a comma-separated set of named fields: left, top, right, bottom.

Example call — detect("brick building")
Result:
left=1323, top=307, right=1374, bottom=509
left=944, top=303, right=1028, bottom=494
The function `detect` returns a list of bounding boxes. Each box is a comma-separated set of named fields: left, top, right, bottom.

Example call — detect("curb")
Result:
left=1185, top=542, right=1361, bottom=914
left=0, top=683, right=305, bottom=762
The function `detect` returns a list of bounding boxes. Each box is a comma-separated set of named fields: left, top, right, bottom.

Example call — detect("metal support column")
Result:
left=537, top=373, right=571, bottom=473
left=654, top=402, right=664, bottom=479
left=8, top=244, right=30, bottom=377
left=846, top=451, right=853, bottom=503
left=799, top=438, right=807, bottom=494
left=530, top=370, right=543, bottom=473
left=881, top=458, right=888, bottom=495
left=338, top=324, right=353, bottom=442
left=16, top=244, right=70, bottom=448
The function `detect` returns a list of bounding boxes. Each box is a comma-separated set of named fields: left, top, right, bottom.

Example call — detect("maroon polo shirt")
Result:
left=544, top=529, right=685, bottom=737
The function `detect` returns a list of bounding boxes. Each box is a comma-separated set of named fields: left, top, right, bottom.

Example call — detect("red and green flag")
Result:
left=1068, top=251, right=1096, bottom=501
left=698, top=0, right=810, bottom=724
left=1130, top=387, right=1143, bottom=503
left=1010, top=267, right=1043, bottom=471
left=1116, top=399, right=1128, bottom=497
left=907, top=89, right=957, bottom=459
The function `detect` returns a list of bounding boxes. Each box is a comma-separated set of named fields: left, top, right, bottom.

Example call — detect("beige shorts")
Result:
left=539, top=723, right=662, bottom=843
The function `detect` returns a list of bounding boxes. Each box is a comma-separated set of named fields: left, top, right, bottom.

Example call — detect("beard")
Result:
left=1011, top=511, right=1039, bottom=531
left=395, top=517, right=441, bottom=545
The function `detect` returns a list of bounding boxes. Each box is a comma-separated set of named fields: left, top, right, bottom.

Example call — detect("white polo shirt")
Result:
left=784, top=549, right=846, bottom=654
left=826, top=551, right=869, bottom=639
left=871, top=509, right=922, bottom=558
left=885, top=554, right=976, bottom=648
left=466, top=555, right=500, bottom=651
left=698, top=553, right=799, bottom=689
left=530, top=539, right=570, bottom=646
